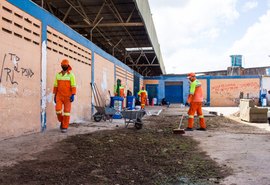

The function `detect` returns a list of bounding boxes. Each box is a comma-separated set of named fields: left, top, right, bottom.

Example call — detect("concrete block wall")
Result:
left=0, top=0, right=139, bottom=140
left=116, top=66, right=134, bottom=94
left=0, top=1, right=42, bottom=138
left=210, top=78, right=260, bottom=106
left=46, top=26, right=92, bottom=128
left=199, top=79, right=208, bottom=103
left=115, top=65, right=134, bottom=106
left=143, top=75, right=261, bottom=107
left=94, top=54, right=114, bottom=106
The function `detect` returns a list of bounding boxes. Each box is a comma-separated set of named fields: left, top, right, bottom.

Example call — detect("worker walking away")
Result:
left=53, top=59, right=76, bottom=133
left=137, top=87, right=148, bottom=109
left=185, top=72, right=206, bottom=131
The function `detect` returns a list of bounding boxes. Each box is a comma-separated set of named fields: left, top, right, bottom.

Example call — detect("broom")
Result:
left=173, top=114, right=185, bottom=134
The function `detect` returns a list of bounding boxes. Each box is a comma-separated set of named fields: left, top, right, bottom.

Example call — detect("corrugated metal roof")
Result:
left=31, top=0, right=165, bottom=76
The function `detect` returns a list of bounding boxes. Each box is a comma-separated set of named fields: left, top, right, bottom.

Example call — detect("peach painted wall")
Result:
left=126, top=71, right=134, bottom=95
left=210, top=78, right=260, bottom=106
left=143, top=80, right=159, bottom=86
left=94, top=54, right=114, bottom=106
left=0, top=1, right=41, bottom=139
left=46, top=26, right=92, bottom=128
left=199, top=79, right=207, bottom=101
left=140, top=78, right=144, bottom=89
left=115, top=66, right=134, bottom=106
left=116, top=66, right=126, bottom=86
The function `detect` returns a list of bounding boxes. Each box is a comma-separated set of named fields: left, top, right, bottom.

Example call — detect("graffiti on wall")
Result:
left=211, top=81, right=259, bottom=104
left=0, top=53, right=34, bottom=86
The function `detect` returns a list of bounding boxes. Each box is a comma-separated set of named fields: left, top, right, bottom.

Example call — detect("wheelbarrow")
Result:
left=121, top=109, right=146, bottom=129
left=93, top=106, right=116, bottom=122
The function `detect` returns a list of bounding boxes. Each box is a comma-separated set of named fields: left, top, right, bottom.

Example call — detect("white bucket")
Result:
left=153, top=98, right=157, bottom=105
left=135, top=105, right=141, bottom=110
left=262, top=98, right=267, bottom=107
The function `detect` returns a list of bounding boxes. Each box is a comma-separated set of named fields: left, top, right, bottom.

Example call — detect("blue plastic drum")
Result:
left=126, top=96, right=135, bottom=110
left=110, top=96, right=124, bottom=119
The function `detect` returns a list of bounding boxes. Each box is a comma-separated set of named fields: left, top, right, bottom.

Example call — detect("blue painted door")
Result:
left=146, top=84, right=158, bottom=103
left=165, top=82, right=183, bottom=103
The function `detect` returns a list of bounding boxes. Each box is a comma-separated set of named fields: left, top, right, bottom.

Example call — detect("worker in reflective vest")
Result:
left=53, top=59, right=76, bottom=133
left=185, top=72, right=206, bottom=131
left=137, top=87, right=148, bottom=109
left=114, top=79, right=125, bottom=98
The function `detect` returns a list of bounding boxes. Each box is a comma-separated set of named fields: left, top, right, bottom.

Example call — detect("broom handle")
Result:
left=179, top=114, right=184, bottom=129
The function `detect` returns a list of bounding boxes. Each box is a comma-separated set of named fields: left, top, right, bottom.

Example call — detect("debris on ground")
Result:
left=0, top=115, right=232, bottom=185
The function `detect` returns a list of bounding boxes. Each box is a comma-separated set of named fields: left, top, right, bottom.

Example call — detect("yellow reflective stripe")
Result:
left=55, top=72, right=76, bottom=87
left=138, top=90, right=147, bottom=95
left=56, top=73, right=71, bottom=80
left=190, top=79, right=201, bottom=94
left=54, top=75, right=58, bottom=87
left=56, top=73, right=74, bottom=80
left=188, top=115, right=194, bottom=118
left=190, top=81, right=196, bottom=94
left=70, top=72, right=76, bottom=87
left=56, top=111, right=62, bottom=114
left=199, top=115, right=204, bottom=118
left=63, top=112, right=70, bottom=116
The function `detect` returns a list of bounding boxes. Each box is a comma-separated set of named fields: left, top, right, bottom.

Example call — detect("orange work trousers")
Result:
left=55, top=95, right=71, bottom=129
left=141, top=97, right=146, bottom=109
left=187, top=102, right=206, bottom=129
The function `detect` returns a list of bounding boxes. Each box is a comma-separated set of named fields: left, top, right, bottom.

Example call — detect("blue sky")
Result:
left=148, top=0, right=270, bottom=74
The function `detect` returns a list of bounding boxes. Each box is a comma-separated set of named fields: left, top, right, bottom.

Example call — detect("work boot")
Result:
left=196, top=127, right=206, bottom=131
left=61, top=128, right=67, bottom=133
left=60, top=122, right=63, bottom=129
left=184, top=127, right=193, bottom=131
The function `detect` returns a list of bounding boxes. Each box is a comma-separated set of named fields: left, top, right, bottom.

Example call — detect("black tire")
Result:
left=93, top=113, right=102, bottom=122
left=135, top=122, right=143, bottom=129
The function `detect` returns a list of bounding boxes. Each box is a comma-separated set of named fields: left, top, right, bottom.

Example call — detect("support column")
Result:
left=41, top=23, right=47, bottom=131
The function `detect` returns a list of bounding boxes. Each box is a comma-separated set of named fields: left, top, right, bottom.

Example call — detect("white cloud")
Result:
left=229, top=10, right=270, bottom=68
left=149, top=0, right=240, bottom=73
left=165, top=48, right=229, bottom=74
left=201, top=28, right=220, bottom=40
left=242, top=1, right=258, bottom=12
left=268, top=0, right=270, bottom=7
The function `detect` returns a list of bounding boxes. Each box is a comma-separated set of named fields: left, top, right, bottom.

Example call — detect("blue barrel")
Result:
left=110, top=96, right=124, bottom=119
left=126, top=96, right=135, bottom=110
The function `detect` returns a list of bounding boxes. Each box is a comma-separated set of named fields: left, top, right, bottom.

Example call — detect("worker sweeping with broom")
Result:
left=185, top=72, right=206, bottom=131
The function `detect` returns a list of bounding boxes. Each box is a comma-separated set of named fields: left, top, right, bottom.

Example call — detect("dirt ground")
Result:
left=0, top=106, right=269, bottom=185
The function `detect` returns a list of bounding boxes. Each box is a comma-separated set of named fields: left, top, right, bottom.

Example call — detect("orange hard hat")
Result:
left=61, top=59, right=69, bottom=66
left=187, top=72, right=196, bottom=78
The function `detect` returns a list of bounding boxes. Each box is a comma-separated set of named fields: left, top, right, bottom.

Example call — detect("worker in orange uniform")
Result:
left=137, top=87, right=148, bottom=109
left=53, top=59, right=76, bottom=133
left=185, top=72, right=206, bottom=131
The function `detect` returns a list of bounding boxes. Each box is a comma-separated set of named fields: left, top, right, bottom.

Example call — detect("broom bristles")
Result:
left=173, top=129, right=185, bottom=134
